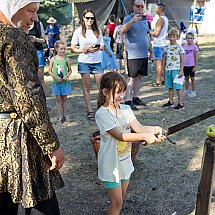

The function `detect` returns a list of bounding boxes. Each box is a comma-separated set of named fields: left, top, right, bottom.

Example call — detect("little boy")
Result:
left=162, top=28, right=185, bottom=110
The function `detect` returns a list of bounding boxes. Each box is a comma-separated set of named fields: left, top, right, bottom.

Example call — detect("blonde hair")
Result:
left=186, top=32, right=194, bottom=39
left=54, top=40, right=66, bottom=54
left=168, top=28, right=179, bottom=37
left=102, top=25, right=108, bottom=36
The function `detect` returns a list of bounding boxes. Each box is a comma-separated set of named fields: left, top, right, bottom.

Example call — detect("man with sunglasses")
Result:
left=121, top=0, right=153, bottom=110
left=150, top=2, right=169, bottom=87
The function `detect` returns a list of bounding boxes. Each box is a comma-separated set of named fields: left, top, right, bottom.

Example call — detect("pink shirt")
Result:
left=183, top=44, right=199, bottom=67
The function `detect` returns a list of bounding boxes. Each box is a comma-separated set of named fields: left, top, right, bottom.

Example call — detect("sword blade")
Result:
left=166, top=109, right=215, bottom=136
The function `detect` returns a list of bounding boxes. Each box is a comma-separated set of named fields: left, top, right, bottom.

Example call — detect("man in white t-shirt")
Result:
left=150, top=2, right=169, bottom=86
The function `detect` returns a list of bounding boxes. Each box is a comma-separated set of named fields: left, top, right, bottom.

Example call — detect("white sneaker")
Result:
left=184, top=90, right=190, bottom=96
left=188, top=91, right=197, bottom=97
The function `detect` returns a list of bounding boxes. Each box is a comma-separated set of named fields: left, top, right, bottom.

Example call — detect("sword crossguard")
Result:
left=161, top=118, right=176, bottom=145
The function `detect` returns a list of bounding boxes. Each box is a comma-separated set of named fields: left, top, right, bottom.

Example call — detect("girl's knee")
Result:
left=110, top=199, right=123, bottom=210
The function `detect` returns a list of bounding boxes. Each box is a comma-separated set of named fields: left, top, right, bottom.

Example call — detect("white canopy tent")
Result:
left=199, top=0, right=215, bottom=34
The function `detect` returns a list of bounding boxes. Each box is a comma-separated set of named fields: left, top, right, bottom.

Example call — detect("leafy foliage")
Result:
left=40, top=0, right=68, bottom=8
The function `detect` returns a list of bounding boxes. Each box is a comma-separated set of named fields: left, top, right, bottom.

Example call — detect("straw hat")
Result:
left=47, top=17, right=57, bottom=24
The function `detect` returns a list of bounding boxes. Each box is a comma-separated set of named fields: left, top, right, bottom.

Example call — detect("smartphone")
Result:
left=142, top=15, right=147, bottom=20
left=94, top=44, right=100, bottom=49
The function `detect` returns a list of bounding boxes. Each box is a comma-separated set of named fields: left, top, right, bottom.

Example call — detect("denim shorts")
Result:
left=78, top=62, right=103, bottom=74
left=101, top=179, right=129, bottom=189
left=37, top=50, right=45, bottom=67
left=153, top=46, right=166, bottom=60
left=116, top=43, right=123, bottom=59
left=165, top=70, right=183, bottom=90
left=52, top=81, right=72, bottom=96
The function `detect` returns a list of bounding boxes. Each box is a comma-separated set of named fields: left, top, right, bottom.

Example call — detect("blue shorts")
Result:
left=52, top=81, right=72, bottom=96
left=78, top=62, right=103, bottom=74
left=165, top=70, right=183, bottom=90
left=101, top=179, right=129, bottom=189
left=37, top=50, right=45, bottom=67
left=116, top=43, right=123, bottom=59
left=153, top=46, right=165, bottom=60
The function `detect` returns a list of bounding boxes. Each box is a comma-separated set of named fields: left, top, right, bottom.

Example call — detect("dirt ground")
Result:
left=19, top=35, right=215, bottom=215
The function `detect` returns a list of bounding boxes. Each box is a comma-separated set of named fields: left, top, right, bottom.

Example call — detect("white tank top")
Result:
left=154, top=16, right=169, bottom=47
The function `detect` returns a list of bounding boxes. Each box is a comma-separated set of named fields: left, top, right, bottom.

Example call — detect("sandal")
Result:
left=149, top=82, right=163, bottom=87
left=87, top=112, right=95, bottom=121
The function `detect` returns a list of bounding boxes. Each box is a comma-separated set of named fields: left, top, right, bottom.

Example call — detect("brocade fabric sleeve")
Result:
left=3, top=27, right=60, bottom=155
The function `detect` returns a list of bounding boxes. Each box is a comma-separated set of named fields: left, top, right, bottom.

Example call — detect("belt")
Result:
left=0, top=112, right=18, bottom=119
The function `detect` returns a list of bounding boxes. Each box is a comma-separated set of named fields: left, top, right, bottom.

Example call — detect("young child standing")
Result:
left=95, top=71, right=165, bottom=215
left=162, top=28, right=185, bottom=110
left=49, top=40, right=72, bottom=124
left=101, top=25, right=119, bottom=71
left=183, top=32, right=199, bottom=97
left=113, top=16, right=124, bottom=73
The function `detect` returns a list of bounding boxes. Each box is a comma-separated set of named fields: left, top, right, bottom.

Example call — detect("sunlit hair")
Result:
left=54, top=40, right=66, bottom=54
left=168, top=28, right=179, bottom=37
left=81, top=8, right=100, bottom=38
left=97, top=71, right=127, bottom=109
left=157, top=3, right=166, bottom=12
left=186, top=32, right=194, bottom=39
left=117, top=16, right=124, bottom=24
left=102, top=25, right=108, bottom=36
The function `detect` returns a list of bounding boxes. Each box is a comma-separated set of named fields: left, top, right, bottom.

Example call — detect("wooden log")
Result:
left=195, top=138, right=215, bottom=215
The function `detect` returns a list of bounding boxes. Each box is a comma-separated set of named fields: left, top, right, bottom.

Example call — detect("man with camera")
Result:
left=121, top=0, right=153, bottom=110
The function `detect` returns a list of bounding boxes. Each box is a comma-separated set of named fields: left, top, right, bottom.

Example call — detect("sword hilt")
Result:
left=161, top=118, right=176, bottom=145
left=142, top=133, right=161, bottom=146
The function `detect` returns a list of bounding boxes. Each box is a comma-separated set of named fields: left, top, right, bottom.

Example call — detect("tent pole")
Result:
left=119, top=0, right=128, bottom=15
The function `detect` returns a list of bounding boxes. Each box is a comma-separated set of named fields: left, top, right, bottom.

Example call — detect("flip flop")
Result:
left=87, top=112, right=95, bottom=121
left=149, top=82, right=163, bottom=87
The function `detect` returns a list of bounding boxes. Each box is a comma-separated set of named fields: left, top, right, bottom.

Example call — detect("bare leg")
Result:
left=81, top=74, right=92, bottom=113
left=185, top=76, right=190, bottom=91
left=191, top=76, right=196, bottom=91
left=168, top=88, right=174, bottom=102
left=124, top=77, right=134, bottom=101
left=117, top=59, right=122, bottom=72
left=94, top=73, right=103, bottom=88
left=155, top=59, right=163, bottom=84
left=106, top=180, right=129, bottom=215
left=62, top=95, right=68, bottom=117
left=56, top=96, right=62, bottom=118
left=177, top=89, right=184, bottom=105
left=133, top=75, right=142, bottom=98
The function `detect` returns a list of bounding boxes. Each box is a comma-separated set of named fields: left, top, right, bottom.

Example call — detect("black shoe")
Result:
left=124, top=101, right=138, bottom=110
left=174, top=103, right=185, bottom=110
left=162, top=101, right=174, bottom=108
left=132, top=97, right=146, bottom=106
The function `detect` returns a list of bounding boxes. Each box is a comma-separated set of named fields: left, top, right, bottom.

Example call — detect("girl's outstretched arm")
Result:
left=130, top=119, right=163, bottom=135
left=107, top=126, right=163, bottom=145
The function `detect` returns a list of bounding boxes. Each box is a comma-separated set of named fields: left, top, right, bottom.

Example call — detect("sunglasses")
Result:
left=84, top=17, right=95, bottom=20
left=135, top=4, right=144, bottom=9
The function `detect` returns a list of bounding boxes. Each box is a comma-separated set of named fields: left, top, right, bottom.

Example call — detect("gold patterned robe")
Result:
left=0, top=23, right=64, bottom=208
